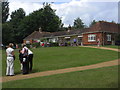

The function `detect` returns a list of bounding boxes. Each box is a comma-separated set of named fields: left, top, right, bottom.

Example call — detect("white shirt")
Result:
left=6, top=47, right=14, bottom=57
left=22, top=46, right=33, bottom=55
left=28, top=49, right=33, bottom=55
left=21, top=46, right=28, bottom=54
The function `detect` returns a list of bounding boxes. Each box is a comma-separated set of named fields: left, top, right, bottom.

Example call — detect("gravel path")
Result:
left=81, top=46, right=120, bottom=52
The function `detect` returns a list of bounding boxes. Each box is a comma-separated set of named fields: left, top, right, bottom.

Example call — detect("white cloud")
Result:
left=9, top=1, right=42, bottom=15
left=52, top=0, right=118, bottom=26
left=8, top=0, right=118, bottom=27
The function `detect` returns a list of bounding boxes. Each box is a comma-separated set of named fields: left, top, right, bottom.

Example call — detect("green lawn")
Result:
left=2, top=65, right=118, bottom=88
left=2, top=47, right=118, bottom=76
left=103, top=45, right=119, bottom=49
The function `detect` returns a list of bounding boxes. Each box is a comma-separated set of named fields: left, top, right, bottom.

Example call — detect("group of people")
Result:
left=6, top=43, right=33, bottom=76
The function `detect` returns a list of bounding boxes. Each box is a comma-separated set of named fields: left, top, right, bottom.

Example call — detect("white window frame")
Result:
left=88, top=34, right=96, bottom=42
left=107, top=34, right=111, bottom=41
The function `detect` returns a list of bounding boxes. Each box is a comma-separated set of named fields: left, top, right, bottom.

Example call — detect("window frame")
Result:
left=88, top=34, right=96, bottom=42
left=107, top=34, right=111, bottom=41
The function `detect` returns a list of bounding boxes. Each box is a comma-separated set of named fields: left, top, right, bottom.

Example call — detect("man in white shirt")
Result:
left=21, top=44, right=29, bottom=74
left=6, top=43, right=15, bottom=76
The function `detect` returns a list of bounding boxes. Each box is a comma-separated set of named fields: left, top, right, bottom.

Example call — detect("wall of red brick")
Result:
left=103, top=33, right=116, bottom=45
left=82, top=32, right=116, bottom=45
left=82, top=32, right=102, bottom=45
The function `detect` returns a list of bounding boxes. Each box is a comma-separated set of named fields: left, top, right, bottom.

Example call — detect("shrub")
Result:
left=50, top=42, right=59, bottom=47
left=32, top=43, right=40, bottom=48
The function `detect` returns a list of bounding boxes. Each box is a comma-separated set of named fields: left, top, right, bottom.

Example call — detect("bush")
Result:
left=50, top=42, right=59, bottom=47
left=32, top=43, right=40, bottom=48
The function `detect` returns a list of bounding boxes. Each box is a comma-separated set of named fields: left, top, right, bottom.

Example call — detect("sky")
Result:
left=8, top=0, right=119, bottom=27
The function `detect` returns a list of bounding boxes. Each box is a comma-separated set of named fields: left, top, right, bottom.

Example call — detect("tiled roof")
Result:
left=84, top=21, right=119, bottom=33
left=24, top=31, right=51, bottom=40
left=53, top=29, right=86, bottom=36
left=24, top=29, right=86, bottom=40
left=24, top=21, right=119, bottom=40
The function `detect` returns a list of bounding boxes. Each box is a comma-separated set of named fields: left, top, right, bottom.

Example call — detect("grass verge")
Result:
left=2, top=65, right=118, bottom=88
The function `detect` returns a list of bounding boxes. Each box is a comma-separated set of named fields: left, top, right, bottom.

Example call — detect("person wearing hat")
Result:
left=6, top=43, right=15, bottom=76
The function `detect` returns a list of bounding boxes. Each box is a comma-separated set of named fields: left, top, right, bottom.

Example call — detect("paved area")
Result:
left=1, top=46, right=119, bottom=83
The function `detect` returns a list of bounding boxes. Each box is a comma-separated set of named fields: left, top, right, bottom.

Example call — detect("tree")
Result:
left=10, top=8, right=25, bottom=22
left=2, top=0, right=10, bottom=45
left=40, top=3, right=62, bottom=32
left=9, top=8, right=26, bottom=43
left=17, top=2, right=62, bottom=42
left=73, top=17, right=84, bottom=29
left=2, top=0, right=9, bottom=23
left=2, top=3, right=62, bottom=44
left=89, top=20, right=97, bottom=27
left=2, top=22, right=14, bottom=45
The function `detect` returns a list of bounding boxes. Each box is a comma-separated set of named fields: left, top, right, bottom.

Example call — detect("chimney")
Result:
left=39, top=27, right=42, bottom=33
left=67, top=24, right=71, bottom=32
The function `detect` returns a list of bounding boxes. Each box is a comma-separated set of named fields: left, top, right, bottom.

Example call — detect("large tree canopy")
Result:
left=10, top=8, right=25, bottom=22
left=40, top=3, right=62, bottom=32
left=16, top=3, right=62, bottom=43
left=2, top=8, right=26, bottom=44
left=2, top=3, right=62, bottom=44
left=20, top=3, right=62, bottom=33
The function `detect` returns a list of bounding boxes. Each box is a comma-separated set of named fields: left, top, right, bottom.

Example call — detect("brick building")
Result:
left=82, top=21, right=119, bottom=45
left=23, top=21, right=119, bottom=46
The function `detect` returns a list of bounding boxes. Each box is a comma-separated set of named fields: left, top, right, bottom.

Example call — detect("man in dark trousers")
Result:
left=19, top=49, right=23, bottom=71
left=21, top=44, right=29, bottom=75
left=28, top=49, right=33, bottom=72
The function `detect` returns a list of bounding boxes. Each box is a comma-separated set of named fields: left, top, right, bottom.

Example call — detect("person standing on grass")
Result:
left=97, top=39, right=100, bottom=47
left=6, top=43, right=15, bottom=76
left=19, top=49, right=23, bottom=71
left=21, top=44, right=29, bottom=74
left=28, top=49, right=33, bottom=72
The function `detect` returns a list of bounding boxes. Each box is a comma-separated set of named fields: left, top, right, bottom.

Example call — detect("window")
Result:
left=88, top=34, right=96, bottom=42
left=107, top=34, right=111, bottom=41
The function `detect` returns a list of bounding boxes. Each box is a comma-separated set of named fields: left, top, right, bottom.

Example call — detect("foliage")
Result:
left=32, top=43, right=40, bottom=48
left=10, top=8, right=25, bottom=22
left=2, top=22, right=14, bottom=44
left=49, top=42, right=59, bottom=47
left=9, top=8, right=26, bottom=43
left=2, top=8, right=26, bottom=45
left=89, top=20, right=97, bottom=27
left=2, top=0, right=9, bottom=23
left=40, top=3, right=62, bottom=32
left=2, top=3, right=62, bottom=45
left=73, top=17, right=85, bottom=29
left=18, top=3, right=62, bottom=36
